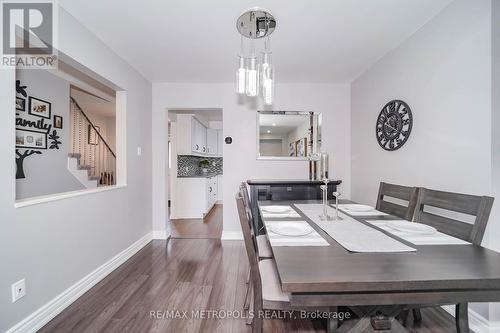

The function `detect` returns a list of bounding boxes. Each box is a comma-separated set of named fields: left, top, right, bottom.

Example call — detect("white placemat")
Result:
left=264, top=220, right=329, bottom=247
left=260, top=205, right=301, bottom=219
left=294, top=204, right=416, bottom=253
left=366, top=220, right=471, bottom=245
left=338, top=204, right=388, bottom=217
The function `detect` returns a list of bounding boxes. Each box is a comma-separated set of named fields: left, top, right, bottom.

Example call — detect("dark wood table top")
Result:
left=258, top=200, right=500, bottom=294
left=247, top=179, right=342, bottom=186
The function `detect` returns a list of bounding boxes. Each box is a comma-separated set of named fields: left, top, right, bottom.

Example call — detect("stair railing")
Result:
left=69, top=97, right=116, bottom=186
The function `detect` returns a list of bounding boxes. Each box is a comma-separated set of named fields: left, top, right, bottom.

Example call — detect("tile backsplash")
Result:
left=177, top=155, right=223, bottom=176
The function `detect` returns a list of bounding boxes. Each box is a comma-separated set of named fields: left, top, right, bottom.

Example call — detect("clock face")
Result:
left=376, top=100, right=413, bottom=151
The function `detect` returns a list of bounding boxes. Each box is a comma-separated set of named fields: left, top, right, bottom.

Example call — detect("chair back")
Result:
left=236, top=192, right=262, bottom=296
left=376, top=182, right=419, bottom=220
left=414, top=188, right=494, bottom=245
left=240, top=182, right=253, bottom=220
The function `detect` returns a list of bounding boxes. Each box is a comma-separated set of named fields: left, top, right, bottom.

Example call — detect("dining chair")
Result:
left=236, top=193, right=334, bottom=333
left=239, top=183, right=272, bottom=317
left=410, top=187, right=494, bottom=331
left=240, top=182, right=273, bottom=259
left=376, top=182, right=419, bottom=220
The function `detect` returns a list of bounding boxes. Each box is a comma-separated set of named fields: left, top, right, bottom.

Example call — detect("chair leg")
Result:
left=455, top=303, right=469, bottom=333
left=412, top=309, right=422, bottom=323
left=252, top=283, right=263, bottom=333
left=246, top=288, right=254, bottom=325
left=246, top=266, right=250, bottom=284
left=244, top=280, right=252, bottom=310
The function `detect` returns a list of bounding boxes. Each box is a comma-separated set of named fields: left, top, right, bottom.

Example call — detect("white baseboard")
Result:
left=152, top=229, right=170, bottom=240
left=442, top=305, right=500, bottom=333
left=221, top=230, right=243, bottom=240
left=6, top=232, right=153, bottom=333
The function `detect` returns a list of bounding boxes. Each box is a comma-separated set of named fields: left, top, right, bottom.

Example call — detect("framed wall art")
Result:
left=28, top=96, right=51, bottom=119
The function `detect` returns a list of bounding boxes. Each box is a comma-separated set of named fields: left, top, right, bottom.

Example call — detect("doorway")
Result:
left=167, top=108, right=223, bottom=239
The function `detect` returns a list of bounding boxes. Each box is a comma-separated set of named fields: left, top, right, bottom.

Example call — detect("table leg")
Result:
left=327, top=307, right=338, bottom=333
left=334, top=306, right=409, bottom=333
left=455, top=303, right=469, bottom=333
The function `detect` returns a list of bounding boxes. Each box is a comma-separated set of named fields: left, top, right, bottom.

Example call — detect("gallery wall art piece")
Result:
left=28, top=96, right=51, bottom=119
left=16, top=129, right=47, bottom=150
left=16, top=97, right=25, bottom=111
left=296, top=137, right=307, bottom=157
left=53, top=115, right=63, bottom=129
left=14, top=79, right=64, bottom=179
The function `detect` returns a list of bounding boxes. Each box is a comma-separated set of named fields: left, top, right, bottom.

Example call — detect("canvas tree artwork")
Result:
left=15, top=80, right=63, bottom=179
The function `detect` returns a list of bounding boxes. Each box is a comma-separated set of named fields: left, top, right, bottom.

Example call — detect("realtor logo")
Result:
left=1, top=1, right=58, bottom=68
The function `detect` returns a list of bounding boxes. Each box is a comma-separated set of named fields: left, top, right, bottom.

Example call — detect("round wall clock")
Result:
left=375, top=99, right=413, bottom=151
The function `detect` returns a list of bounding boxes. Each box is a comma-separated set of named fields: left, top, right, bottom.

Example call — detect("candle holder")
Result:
left=333, top=191, right=341, bottom=221
left=319, top=178, right=334, bottom=221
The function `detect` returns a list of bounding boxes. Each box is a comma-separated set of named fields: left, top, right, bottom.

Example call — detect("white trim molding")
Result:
left=442, top=305, right=500, bottom=333
left=6, top=233, right=153, bottom=333
left=221, top=230, right=243, bottom=240
left=152, top=229, right=170, bottom=240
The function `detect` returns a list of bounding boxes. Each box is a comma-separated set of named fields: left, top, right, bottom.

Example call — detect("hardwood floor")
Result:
left=40, top=239, right=471, bottom=333
left=170, top=204, right=223, bottom=239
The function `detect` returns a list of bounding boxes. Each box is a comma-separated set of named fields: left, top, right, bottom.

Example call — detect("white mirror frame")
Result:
left=256, top=111, right=322, bottom=161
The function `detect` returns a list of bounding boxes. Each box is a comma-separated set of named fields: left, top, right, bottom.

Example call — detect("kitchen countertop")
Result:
left=178, top=173, right=222, bottom=179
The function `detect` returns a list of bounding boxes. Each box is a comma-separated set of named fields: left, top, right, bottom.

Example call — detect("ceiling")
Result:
left=71, top=87, right=115, bottom=117
left=59, top=0, right=453, bottom=83
left=169, top=109, right=223, bottom=122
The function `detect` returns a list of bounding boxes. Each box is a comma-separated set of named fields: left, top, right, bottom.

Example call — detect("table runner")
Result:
left=366, top=220, right=471, bottom=245
left=294, top=204, right=416, bottom=253
left=263, top=220, right=330, bottom=247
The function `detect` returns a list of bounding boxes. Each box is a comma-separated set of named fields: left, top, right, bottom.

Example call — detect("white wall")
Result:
left=351, top=0, right=493, bottom=321
left=152, top=83, right=351, bottom=236
left=0, top=7, right=152, bottom=332
left=490, top=0, right=500, bottom=323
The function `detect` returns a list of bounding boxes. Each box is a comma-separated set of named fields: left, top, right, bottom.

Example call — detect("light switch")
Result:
left=137, top=147, right=142, bottom=156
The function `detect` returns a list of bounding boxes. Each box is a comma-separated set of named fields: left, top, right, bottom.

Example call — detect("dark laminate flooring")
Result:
left=40, top=239, right=471, bottom=333
left=170, top=204, right=223, bottom=239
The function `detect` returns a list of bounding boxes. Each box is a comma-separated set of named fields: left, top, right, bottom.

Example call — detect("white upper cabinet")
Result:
left=192, top=117, right=207, bottom=154
left=207, top=129, right=218, bottom=155
left=176, top=114, right=211, bottom=156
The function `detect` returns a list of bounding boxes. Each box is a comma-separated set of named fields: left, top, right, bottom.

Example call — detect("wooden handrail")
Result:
left=70, top=97, right=116, bottom=158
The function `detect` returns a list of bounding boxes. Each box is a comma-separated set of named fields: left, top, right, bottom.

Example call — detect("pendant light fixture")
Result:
left=236, top=8, right=276, bottom=104
left=236, top=36, right=246, bottom=94
left=246, top=39, right=258, bottom=97
left=260, top=37, right=274, bottom=105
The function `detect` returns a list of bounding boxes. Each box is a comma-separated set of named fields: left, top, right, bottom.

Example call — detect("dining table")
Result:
left=257, top=199, right=500, bottom=333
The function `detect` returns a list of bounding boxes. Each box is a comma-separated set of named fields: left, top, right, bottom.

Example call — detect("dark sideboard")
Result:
left=246, top=179, right=342, bottom=234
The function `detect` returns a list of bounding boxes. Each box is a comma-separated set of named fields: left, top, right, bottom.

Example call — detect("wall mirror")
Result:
left=257, top=111, right=322, bottom=160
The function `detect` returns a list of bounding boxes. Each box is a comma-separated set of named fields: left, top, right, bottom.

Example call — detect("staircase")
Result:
left=69, top=97, right=116, bottom=188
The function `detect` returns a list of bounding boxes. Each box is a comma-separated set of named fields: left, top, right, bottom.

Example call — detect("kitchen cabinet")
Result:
left=206, top=128, right=218, bottom=155
left=217, top=130, right=223, bottom=156
left=174, top=176, right=218, bottom=218
left=217, top=175, right=223, bottom=202
left=176, top=114, right=221, bottom=157
left=191, top=117, right=207, bottom=154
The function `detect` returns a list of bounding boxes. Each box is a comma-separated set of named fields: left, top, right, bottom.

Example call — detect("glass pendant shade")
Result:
left=245, top=57, right=258, bottom=97
left=236, top=56, right=246, bottom=94
left=260, top=52, right=275, bottom=105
